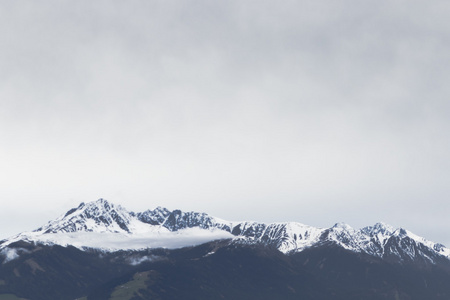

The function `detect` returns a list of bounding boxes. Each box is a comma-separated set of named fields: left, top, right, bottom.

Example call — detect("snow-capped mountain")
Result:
left=1, top=199, right=449, bottom=265
left=0, top=199, right=233, bottom=253
left=35, top=199, right=137, bottom=234
left=314, top=222, right=450, bottom=263
left=136, top=206, right=233, bottom=232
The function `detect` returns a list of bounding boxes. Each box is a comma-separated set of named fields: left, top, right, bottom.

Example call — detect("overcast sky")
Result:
left=1, top=0, right=449, bottom=246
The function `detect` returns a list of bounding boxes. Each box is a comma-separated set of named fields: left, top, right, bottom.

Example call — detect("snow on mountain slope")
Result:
left=0, top=199, right=233, bottom=252
left=231, top=221, right=325, bottom=253
left=35, top=199, right=140, bottom=234
left=1, top=199, right=449, bottom=264
left=137, top=207, right=233, bottom=232
left=3, top=229, right=234, bottom=252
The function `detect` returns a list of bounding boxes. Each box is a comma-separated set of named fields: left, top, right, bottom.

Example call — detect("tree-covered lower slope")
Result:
left=291, top=245, right=450, bottom=300
left=0, top=241, right=168, bottom=300
left=88, top=242, right=450, bottom=300
left=88, top=242, right=324, bottom=300
left=1, top=240, right=450, bottom=300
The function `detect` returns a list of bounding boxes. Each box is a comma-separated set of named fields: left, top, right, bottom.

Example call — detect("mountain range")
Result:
left=1, top=198, right=449, bottom=300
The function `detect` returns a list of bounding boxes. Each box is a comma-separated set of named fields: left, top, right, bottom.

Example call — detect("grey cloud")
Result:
left=0, top=0, right=449, bottom=246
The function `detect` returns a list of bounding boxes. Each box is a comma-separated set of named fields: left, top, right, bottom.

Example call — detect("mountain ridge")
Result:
left=1, top=198, right=449, bottom=265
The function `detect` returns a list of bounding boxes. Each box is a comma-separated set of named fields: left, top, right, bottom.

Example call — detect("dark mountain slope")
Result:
left=292, top=245, right=450, bottom=300
left=87, top=243, right=450, bottom=300
left=88, top=243, right=326, bottom=300
left=0, top=241, right=166, bottom=300
left=1, top=239, right=450, bottom=300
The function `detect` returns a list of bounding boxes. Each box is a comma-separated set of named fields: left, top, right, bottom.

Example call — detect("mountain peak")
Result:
left=331, top=222, right=353, bottom=231
left=36, top=198, right=133, bottom=234
left=361, top=222, right=396, bottom=236
left=86, top=198, right=115, bottom=210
